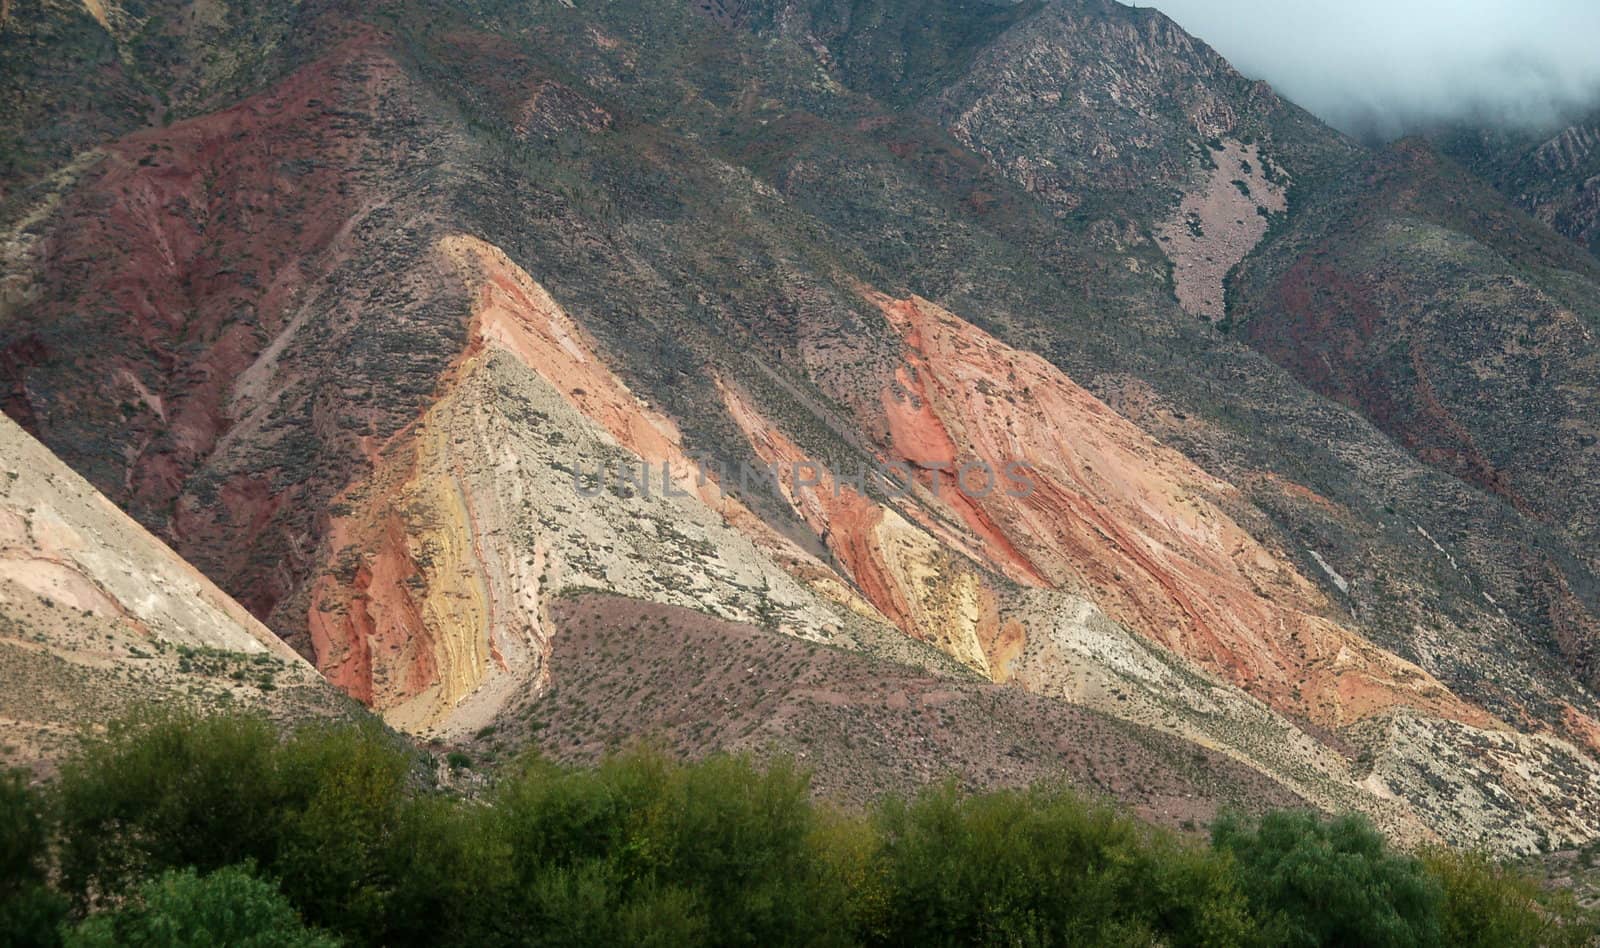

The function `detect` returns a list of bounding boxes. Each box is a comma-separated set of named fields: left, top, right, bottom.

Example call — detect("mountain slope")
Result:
left=0, top=412, right=349, bottom=771
left=506, top=592, right=1311, bottom=829
left=1434, top=108, right=1600, bottom=259
left=1229, top=140, right=1600, bottom=697
left=4, top=0, right=1600, bottom=855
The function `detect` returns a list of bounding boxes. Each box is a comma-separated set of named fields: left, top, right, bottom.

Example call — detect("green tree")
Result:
left=51, top=710, right=421, bottom=944
left=1212, top=810, right=1443, bottom=948
left=266, top=720, right=415, bottom=941
left=0, top=768, right=68, bottom=948
left=493, top=748, right=856, bottom=947
left=53, top=710, right=283, bottom=902
left=63, top=864, right=337, bottom=948
left=376, top=794, right=516, bottom=945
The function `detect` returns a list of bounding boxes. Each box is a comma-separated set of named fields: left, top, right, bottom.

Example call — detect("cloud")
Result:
left=1147, top=0, right=1600, bottom=138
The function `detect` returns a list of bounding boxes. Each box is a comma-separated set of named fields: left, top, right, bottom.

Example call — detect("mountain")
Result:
left=1228, top=139, right=1600, bottom=693
left=1433, top=108, right=1600, bottom=259
left=5, top=0, right=1600, bottom=856
left=0, top=412, right=350, bottom=772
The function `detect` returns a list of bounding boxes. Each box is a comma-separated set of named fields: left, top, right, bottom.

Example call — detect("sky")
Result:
left=1147, top=0, right=1600, bottom=139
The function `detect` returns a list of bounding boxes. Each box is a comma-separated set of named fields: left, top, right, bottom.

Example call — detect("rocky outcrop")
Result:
left=510, top=592, right=1311, bottom=828
left=864, top=291, right=1490, bottom=732
left=718, top=288, right=1600, bottom=853
left=0, top=413, right=345, bottom=772
left=1157, top=140, right=1286, bottom=320
left=2, top=28, right=471, bottom=642
left=308, top=235, right=929, bottom=738
left=927, top=0, right=1349, bottom=239
left=719, top=380, right=1014, bottom=676
left=0, top=413, right=298, bottom=658
left=1435, top=112, right=1600, bottom=259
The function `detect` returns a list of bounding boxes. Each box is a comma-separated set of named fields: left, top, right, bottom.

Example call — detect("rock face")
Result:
left=0, top=412, right=346, bottom=771
left=928, top=1, right=1339, bottom=214
left=0, top=414, right=298, bottom=658
left=307, top=234, right=928, bottom=737
left=716, top=289, right=1600, bottom=850
left=865, top=292, right=1486, bottom=732
left=728, top=286, right=1499, bottom=732
left=2, top=25, right=469, bottom=645
left=7, top=0, right=1600, bottom=856
left=719, top=378, right=1013, bottom=676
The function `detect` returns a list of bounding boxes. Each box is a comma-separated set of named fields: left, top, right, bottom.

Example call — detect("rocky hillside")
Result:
left=6, top=0, right=1600, bottom=856
left=1434, top=108, right=1600, bottom=259
left=1229, top=139, right=1600, bottom=696
left=0, top=413, right=350, bottom=772
left=500, top=592, right=1308, bottom=830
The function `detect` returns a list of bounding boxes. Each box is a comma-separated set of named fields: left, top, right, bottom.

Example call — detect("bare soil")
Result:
left=474, top=592, right=1307, bottom=831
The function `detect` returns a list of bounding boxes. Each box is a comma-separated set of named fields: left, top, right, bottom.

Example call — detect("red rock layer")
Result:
left=860, top=291, right=1492, bottom=732
left=309, top=236, right=867, bottom=727
left=2, top=29, right=406, bottom=623
left=720, top=381, right=1017, bottom=676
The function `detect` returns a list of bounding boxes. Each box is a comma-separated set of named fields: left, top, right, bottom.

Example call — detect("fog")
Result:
left=1147, top=0, right=1600, bottom=139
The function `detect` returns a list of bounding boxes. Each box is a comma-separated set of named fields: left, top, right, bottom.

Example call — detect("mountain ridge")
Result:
left=4, top=0, right=1600, bottom=857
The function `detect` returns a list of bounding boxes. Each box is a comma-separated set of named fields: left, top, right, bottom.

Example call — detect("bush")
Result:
left=1422, top=847, right=1593, bottom=948
left=63, top=864, right=336, bottom=948
left=871, top=782, right=1252, bottom=946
